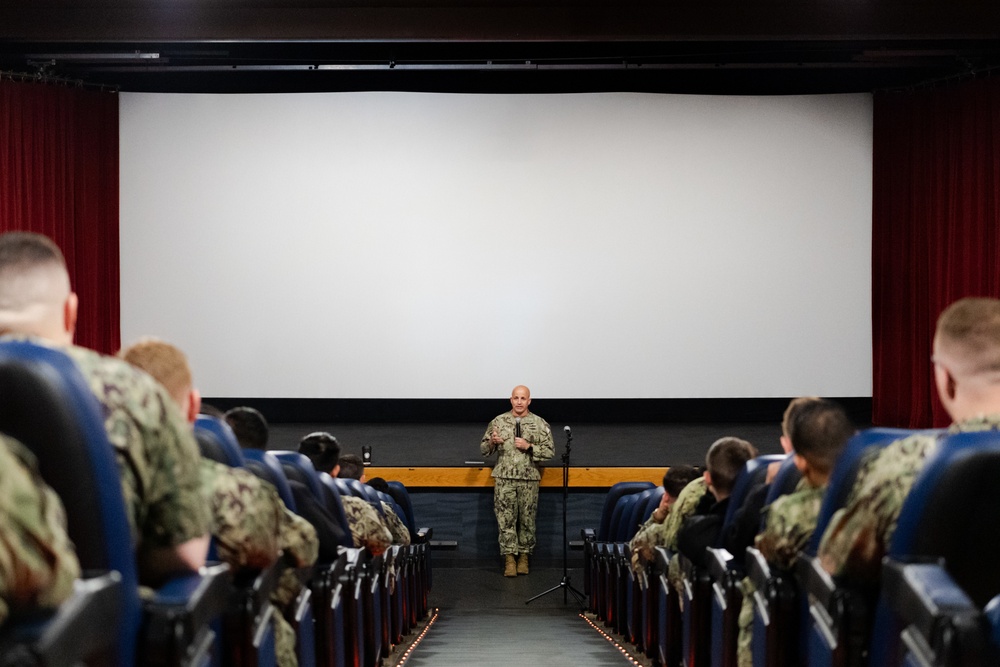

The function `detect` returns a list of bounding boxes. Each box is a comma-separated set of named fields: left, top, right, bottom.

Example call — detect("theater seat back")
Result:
left=0, top=340, right=140, bottom=664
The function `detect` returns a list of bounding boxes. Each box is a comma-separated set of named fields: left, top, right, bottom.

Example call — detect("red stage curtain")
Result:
left=873, top=78, right=1000, bottom=427
left=0, top=79, right=120, bottom=354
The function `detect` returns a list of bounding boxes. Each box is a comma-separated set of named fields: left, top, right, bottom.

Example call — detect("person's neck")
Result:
left=948, top=396, right=1000, bottom=424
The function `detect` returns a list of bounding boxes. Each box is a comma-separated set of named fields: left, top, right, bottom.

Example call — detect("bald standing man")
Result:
left=480, top=385, right=554, bottom=577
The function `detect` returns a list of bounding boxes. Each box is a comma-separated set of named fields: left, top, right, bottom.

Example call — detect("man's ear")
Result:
left=779, top=434, right=793, bottom=454
left=186, top=387, right=202, bottom=424
left=63, top=292, right=78, bottom=342
left=792, top=452, right=809, bottom=475
left=935, top=361, right=958, bottom=403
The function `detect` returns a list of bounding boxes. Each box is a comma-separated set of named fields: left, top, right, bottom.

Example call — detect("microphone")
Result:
left=564, top=425, right=572, bottom=435
left=516, top=417, right=533, bottom=457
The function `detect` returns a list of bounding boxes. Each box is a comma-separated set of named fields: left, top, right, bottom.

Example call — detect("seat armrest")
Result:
left=653, top=546, right=672, bottom=574
left=0, top=572, right=123, bottom=666
left=706, top=547, right=734, bottom=581
left=581, top=528, right=597, bottom=541
left=799, top=555, right=836, bottom=610
left=882, top=560, right=985, bottom=659
left=143, top=563, right=231, bottom=663
left=746, top=547, right=771, bottom=590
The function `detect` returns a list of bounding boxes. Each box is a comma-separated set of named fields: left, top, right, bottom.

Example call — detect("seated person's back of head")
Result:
left=225, top=406, right=269, bottom=450
left=298, top=431, right=341, bottom=475
left=338, top=454, right=365, bottom=481
left=676, top=437, right=756, bottom=567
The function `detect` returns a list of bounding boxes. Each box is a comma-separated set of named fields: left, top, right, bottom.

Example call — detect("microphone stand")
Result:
left=526, top=427, right=587, bottom=609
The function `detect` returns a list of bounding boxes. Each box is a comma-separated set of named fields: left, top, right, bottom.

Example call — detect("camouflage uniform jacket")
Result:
left=664, top=478, right=712, bottom=597
left=0, top=434, right=81, bottom=625
left=57, top=341, right=210, bottom=550
left=201, top=458, right=308, bottom=572
left=479, top=411, right=554, bottom=480
left=663, top=478, right=710, bottom=551
left=819, top=414, right=1000, bottom=583
left=755, top=478, right=824, bottom=571
left=629, top=500, right=672, bottom=573
left=380, top=502, right=412, bottom=546
left=341, top=496, right=392, bottom=555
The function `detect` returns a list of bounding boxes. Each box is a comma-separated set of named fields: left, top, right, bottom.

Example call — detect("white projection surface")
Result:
left=120, top=91, right=873, bottom=399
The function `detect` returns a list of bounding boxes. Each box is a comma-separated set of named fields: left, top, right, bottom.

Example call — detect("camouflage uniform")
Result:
left=341, top=496, right=392, bottom=555
left=818, top=414, right=1000, bottom=584
left=55, top=341, right=209, bottom=554
left=480, top=411, right=554, bottom=556
left=662, top=478, right=711, bottom=597
left=629, top=508, right=670, bottom=575
left=380, top=501, right=411, bottom=546
left=0, top=434, right=80, bottom=624
left=200, top=459, right=281, bottom=571
left=736, top=479, right=825, bottom=667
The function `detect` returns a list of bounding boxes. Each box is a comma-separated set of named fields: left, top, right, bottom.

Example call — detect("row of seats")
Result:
left=582, top=428, right=1000, bottom=667
left=0, top=340, right=431, bottom=667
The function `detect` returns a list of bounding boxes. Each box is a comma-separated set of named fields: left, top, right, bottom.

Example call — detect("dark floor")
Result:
left=400, top=565, right=636, bottom=667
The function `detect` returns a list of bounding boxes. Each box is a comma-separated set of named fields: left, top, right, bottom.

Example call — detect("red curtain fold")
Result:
left=873, top=77, right=1000, bottom=428
left=0, top=79, right=120, bottom=354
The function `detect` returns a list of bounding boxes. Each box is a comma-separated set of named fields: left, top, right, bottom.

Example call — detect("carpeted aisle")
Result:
left=402, top=609, right=631, bottom=667
left=394, top=565, right=644, bottom=666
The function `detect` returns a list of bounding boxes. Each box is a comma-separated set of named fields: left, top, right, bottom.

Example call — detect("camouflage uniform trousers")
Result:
left=494, top=478, right=540, bottom=556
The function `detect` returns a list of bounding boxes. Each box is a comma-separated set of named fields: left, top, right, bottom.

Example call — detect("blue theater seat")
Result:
left=582, top=481, right=655, bottom=616
left=193, top=422, right=288, bottom=667
left=797, top=428, right=923, bottom=667
left=0, top=340, right=229, bottom=667
left=872, top=430, right=1000, bottom=667
left=698, top=454, right=783, bottom=667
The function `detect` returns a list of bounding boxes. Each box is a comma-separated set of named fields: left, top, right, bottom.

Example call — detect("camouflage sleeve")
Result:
left=530, top=417, right=555, bottom=462
left=480, top=417, right=499, bottom=457
left=755, top=484, right=823, bottom=571
left=663, top=478, right=709, bottom=551
left=341, top=496, right=392, bottom=556
left=278, top=507, right=319, bottom=568
left=380, top=502, right=412, bottom=546
left=141, top=384, right=211, bottom=548
left=629, top=512, right=670, bottom=572
left=201, top=460, right=280, bottom=571
left=0, top=435, right=81, bottom=624
left=817, top=434, right=936, bottom=584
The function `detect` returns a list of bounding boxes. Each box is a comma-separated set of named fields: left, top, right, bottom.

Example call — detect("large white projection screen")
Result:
left=120, top=91, right=873, bottom=400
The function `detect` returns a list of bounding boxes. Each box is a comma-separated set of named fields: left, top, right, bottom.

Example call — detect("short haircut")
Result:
left=337, top=454, right=364, bottom=480
left=705, top=437, right=757, bottom=496
left=119, top=337, right=191, bottom=406
left=224, top=406, right=269, bottom=450
left=0, top=232, right=69, bottom=311
left=299, top=432, right=341, bottom=473
left=367, top=477, right=390, bottom=494
left=663, top=465, right=700, bottom=497
left=787, top=398, right=855, bottom=474
left=935, top=297, right=1000, bottom=378
left=782, top=396, right=821, bottom=438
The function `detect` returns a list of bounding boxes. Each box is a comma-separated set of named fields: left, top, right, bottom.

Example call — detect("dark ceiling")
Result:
left=2, top=1, right=999, bottom=94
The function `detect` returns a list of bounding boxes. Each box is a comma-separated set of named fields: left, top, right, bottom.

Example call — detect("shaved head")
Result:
left=933, top=298, right=1000, bottom=382
left=510, top=385, right=532, bottom=416
left=0, top=232, right=76, bottom=343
